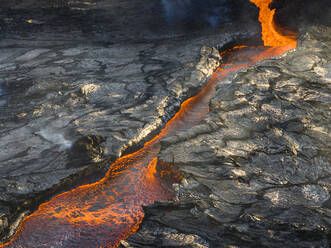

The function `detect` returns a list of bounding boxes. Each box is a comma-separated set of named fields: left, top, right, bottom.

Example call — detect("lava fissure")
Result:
left=0, top=0, right=297, bottom=247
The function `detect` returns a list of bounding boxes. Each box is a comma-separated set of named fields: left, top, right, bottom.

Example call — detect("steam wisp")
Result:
left=161, top=0, right=232, bottom=27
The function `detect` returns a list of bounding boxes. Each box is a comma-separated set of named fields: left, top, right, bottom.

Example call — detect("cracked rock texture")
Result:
left=123, top=26, right=331, bottom=248
left=0, top=0, right=259, bottom=241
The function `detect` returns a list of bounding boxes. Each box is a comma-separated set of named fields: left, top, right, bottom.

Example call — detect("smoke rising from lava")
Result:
left=161, top=0, right=233, bottom=27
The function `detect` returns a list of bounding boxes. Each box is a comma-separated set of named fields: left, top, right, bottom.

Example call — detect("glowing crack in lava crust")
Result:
left=0, top=0, right=297, bottom=247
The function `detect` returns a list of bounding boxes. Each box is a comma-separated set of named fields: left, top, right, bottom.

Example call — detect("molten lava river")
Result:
left=1, top=0, right=297, bottom=247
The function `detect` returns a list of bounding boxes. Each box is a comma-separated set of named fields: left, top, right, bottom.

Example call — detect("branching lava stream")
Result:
left=0, top=0, right=297, bottom=247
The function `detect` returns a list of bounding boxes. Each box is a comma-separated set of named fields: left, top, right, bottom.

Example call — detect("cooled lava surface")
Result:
left=0, top=0, right=298, bottom=247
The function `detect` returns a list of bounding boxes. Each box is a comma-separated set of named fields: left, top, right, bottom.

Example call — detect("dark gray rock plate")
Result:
left=124, top=25, right=331, bottom=248
left=0, top=0, right=259, bottom=242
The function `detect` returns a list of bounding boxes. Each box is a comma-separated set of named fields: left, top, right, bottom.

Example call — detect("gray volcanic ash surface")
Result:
left=0, top=0, right=258, bottom=242
left=124, top=22, right=331, bottom=248
left=0, top=0, right=330, bottom=247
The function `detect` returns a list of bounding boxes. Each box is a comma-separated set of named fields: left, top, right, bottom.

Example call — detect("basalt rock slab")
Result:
left=0, top=0, right=259, bottom=241
left=124, top=26, right=331, bottom=247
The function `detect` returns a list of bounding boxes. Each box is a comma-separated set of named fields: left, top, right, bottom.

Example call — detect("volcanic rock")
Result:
left=123, top=25, right=331, bottom=248
left=0, top=0, right=258, bottom=241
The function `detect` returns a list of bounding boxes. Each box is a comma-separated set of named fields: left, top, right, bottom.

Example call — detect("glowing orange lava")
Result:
left=0, top=1, right=298, bottom=247
left=249, top=0, right=297, bottom=48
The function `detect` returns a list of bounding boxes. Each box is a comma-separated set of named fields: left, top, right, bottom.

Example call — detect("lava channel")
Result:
left=0, top=0, right=297, bottom=247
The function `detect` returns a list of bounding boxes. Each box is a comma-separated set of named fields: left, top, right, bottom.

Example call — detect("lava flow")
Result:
left=249, top=0, right=297, bottom=48
left=0, top=1, right=297, bottom=247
